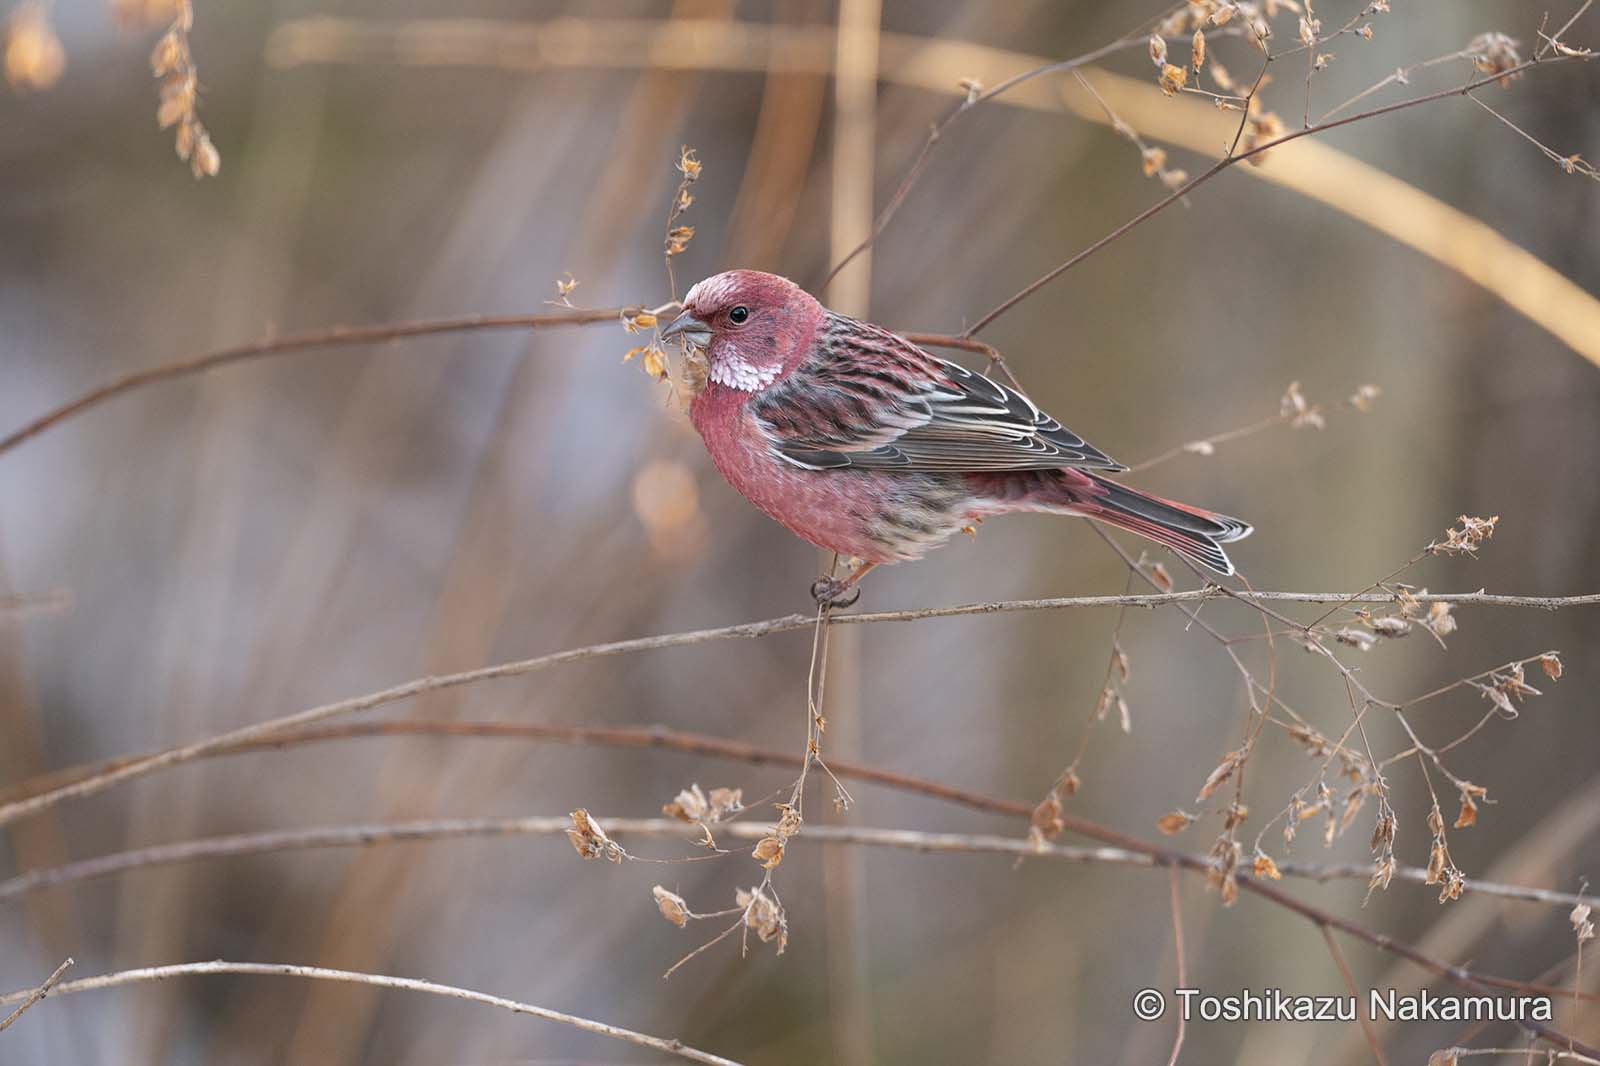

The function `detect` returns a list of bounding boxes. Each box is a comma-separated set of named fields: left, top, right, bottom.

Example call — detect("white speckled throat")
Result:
left=709, top=352, right=782, bottom=391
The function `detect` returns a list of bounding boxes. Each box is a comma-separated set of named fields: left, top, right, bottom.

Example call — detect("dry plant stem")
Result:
left=1316, top=47, right=1474, bottom=124
left=0, top=957, right=72, bottom=1033
left=0, top=720, right=1024, bottom=815
left=0, top=962, right=743, bottom=1065
left=1446, top=1053, right=1600, bottom=1065
left=818, top=5, right=1183, bottom=287
left=263, top=15, right=1600, bottom=368
left=897, top=331, right=1021, bottom=388
left=5, top=818, right=1597, bottom=1026
left=1540, top=0, right=1597, bottom=58
left=1164, top=865, right=1187, bottom=1066
left=0, top=308, right=626, bottom=459
left=1322, top=926, right=1390, bottom=1066
left=4, top=587, right=1594, bottom=829
left=4, top=813, right=1593, bottom=915
left=8, top=40, right=1595, bottom=456
left=1125, top=414, right=1288, bottom=473
left=0, top=317, right=998, bottom=461
left=1469, top=93, right=1599, bottom=181
left=965, top=52, right=1596, bottom=337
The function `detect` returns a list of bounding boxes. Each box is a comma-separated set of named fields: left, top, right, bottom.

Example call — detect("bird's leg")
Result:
left=810, top=561, right=877, bottom=609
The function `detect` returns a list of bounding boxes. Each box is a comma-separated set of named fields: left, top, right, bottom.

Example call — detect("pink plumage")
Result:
left=663, top=270, right=1251, bottom=601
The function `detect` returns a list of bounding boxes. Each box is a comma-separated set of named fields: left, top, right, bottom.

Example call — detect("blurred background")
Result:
left=2, top=1, right=1598, bottom=1063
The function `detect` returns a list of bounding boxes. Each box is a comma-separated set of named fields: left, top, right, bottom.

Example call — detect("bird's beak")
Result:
left=660, top=309, right=713, bottom=348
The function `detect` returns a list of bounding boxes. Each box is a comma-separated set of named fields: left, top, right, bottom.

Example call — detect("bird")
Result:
left=661, top=269, right=1251, bottom=606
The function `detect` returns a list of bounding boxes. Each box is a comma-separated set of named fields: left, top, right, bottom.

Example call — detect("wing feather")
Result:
left=754, top=315, right=1127, bottom=474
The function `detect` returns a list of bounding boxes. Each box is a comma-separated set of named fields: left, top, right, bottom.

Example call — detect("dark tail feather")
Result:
left=1080, top=475, right=1252, bottom=576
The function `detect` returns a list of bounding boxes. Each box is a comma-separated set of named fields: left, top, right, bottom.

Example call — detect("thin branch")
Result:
left=1269, top=856, right=1595, bottom=909
left=1469, top=92, right=1598, bottom=181
left=0, top=720, right=1025, bottom=815
left=3, top=587, right=1594, bottom=828
left=1124, top=413, right=1288, bottom=474
left=0, top=308, right=627, bottom=460
left=1164, top=866, right=1187, bottom=1066
left=263, top=16, right=1600, bottom=370
left=817, top=5, right=1190, bottom=287
left=0, top=962, right=743, bottom=1065
left=0, top=318, right=1009, bottom=463
left=3, top=814, right=1593, bottom=916
left=1322, top=925, right=1390, bottom=1066
left=1315, top=47, right=1474, bottom=124
left=5, top=812, right=1598, bottom=1054
left=964, top=52, right=1596, bottom=336
left=0, top=958, right=72, bottom=1034
left=1446, top=1052, right=1599, bottom=1065
left=898, top=331, right=1022, bottom=387
left=1539, top=0, right=1596, bottom=59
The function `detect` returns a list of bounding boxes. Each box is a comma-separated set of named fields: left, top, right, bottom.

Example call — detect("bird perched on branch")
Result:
left=663, top=270, right=1251, bottom=606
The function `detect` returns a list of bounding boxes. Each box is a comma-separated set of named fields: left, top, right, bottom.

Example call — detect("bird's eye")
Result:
left=728, top=305, right=750, bottom=324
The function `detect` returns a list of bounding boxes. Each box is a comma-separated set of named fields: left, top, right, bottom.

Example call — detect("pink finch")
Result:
left=663, top=270, right=1251, bottom=604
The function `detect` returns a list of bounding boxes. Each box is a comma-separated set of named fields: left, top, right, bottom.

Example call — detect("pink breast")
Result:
left=691, top=387, right=904, bottom=562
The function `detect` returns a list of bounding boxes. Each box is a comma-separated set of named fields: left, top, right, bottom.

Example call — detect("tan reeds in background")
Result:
left=2, top=2, right=1600, bottom=1064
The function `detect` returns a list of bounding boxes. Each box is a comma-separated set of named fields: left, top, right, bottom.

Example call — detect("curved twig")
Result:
left=0, top=961, right=743, bottom=1064
left=1, top=587, right=1594, bottom=829
left=965, top=53, right=1596, bottom=336
left=0, top=308, right=625, bottom=459
left=3, top=816, right=1596, bottom=1031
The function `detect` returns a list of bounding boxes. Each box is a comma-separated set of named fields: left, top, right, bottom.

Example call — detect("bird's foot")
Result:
left=810, top=575, right=863, bottom=609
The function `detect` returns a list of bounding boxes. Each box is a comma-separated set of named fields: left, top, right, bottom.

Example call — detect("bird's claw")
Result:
left=810, top=576, right=862, bottom=609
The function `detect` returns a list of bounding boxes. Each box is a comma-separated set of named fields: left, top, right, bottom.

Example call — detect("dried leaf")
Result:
left=652, top=885, right=690, bottom=928
left=1157, top=810, right=1194, bottom=835
left=1369, top=810, right=1396, bottom=852
left=1148, top=33, right=1168, bottom=68
left=1453, top=793, right=1478, bottom=829
left=708, top=787, right=743, bottom=820
left=1365, top=856, right=1396, bottom=902
left=641, top=345, right=669, bottom=382
left=676, top=145, right=702, bottom=181
left=752, top=835, right=786, bottom=869
left=664, top=225, right=695, bottom=257
left=663, top=784, right=708, bottom=823
left=1571, top=901, right=1595, bottom=943
left=1196, top=748, right=1243, bottom=801
left=1252, top=850, right=1282, bottom=880
left=1425, top=841, right=1446, bottom=885
left=566, top=808, right=622, bottom=862
left=1031, top=793, right=1065, bottom=840
left=737, top=885, right=787, bottom=950
left=1333, top=627, right=1377, bottom=651
left=1368, top=615, right=1411, bottom=638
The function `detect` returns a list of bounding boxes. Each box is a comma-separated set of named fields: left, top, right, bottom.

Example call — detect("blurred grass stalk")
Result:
left=265, top=15, right=1600, bottom=370
left=819, top=1, right=878, bottom=1064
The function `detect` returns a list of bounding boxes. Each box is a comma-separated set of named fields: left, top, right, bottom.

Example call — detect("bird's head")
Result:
left=661, top=270, right=823, bottom=393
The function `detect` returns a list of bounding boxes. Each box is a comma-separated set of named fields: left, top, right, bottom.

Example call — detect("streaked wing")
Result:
left=752, top=314, right=1127, bottom=473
